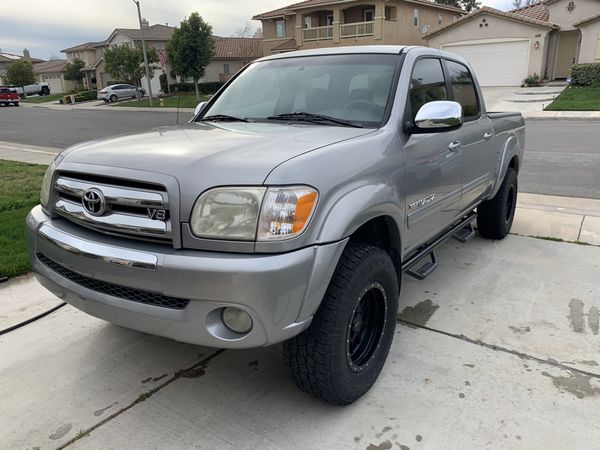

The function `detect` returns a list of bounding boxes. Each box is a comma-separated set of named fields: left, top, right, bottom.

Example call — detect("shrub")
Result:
left=570, top=63, right=600, bottom=86
left=159, top=73, right=168, bottom=93
left=62, top=90, right=97, bottom=104
left=521, top=73, right=541, bottom=87
left=170, top=81, right=224, bottom=95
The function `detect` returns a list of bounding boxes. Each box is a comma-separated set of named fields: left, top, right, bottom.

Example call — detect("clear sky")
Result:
left=0, top=0, right=513, bottom=60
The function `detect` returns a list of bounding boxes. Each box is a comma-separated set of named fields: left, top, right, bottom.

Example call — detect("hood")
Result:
left=59, top=121, right=373, bottom=213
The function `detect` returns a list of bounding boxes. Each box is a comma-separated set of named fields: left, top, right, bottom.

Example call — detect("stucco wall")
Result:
left=201, top=59, right=246, bottom=83
left=383, top=4, right=458, bottom=45
left=427, top=14, right=552, bottom=76
left=547, top=0, right=600, bottom=30
left=578, top=20, right=600, bottom=62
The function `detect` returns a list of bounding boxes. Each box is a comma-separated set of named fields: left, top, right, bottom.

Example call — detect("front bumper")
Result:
left=26, top=206, right=347, bottom=348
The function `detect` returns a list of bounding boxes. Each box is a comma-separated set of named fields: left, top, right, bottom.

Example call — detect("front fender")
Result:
left=316, top=182, right=404, bottom=244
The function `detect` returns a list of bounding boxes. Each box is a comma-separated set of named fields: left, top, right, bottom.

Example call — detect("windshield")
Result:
left=199, top=54, right=399, bottom=128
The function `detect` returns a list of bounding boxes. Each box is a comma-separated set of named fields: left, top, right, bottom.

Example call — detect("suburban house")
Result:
left=252, top=0, right=464, bottom=55
left=0, top=49, right=44, bottom=86
left=61, top=41, right=106, bottom=90
left=425, top=0, right=600, bottom=86
left=32, top=60, right=76, bottom=94
left=62, top=22, right=263, bottom=92
left=208, top=38, right=263, bottom=82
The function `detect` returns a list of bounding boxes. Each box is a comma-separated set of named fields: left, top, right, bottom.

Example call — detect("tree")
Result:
left=436, top=0, right=480, bottom=12
left=104, top=44, right=158, bottom=88
left=512, top=0, right=536, bottom=9
left=64, top=58, right=86, bottom=89
left=235, top=22, right=254, bottom=38
left=166, top=12, right=215, bottom=101
left=5, top=60, right=35, bottom=86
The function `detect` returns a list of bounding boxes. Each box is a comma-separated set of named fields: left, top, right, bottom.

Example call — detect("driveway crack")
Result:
left=397, top=319, right=600, bottom=379
left=57, top=349, right=226, bottom=449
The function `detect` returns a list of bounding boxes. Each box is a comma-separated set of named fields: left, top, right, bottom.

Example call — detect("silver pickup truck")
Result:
left=27, top=46, right=524, bottom=405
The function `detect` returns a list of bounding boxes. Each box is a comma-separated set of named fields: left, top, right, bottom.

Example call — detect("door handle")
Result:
left=483, top=132, right=493, bottom=140
left=448, top=141, right=462, bottom=152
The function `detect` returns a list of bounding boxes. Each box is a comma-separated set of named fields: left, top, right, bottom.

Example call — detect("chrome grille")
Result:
left=37, top=253, right=190, bottom=310
left=53, top=175, right=172, bottom=242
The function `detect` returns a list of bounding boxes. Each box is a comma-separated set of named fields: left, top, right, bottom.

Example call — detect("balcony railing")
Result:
left=340, top=21, right=374, bottom=38
left=302, top=25, right=333, bottom=42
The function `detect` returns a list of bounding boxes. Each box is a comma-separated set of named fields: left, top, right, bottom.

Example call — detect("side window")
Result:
left=445, top=60, right=480, bottom=120
left=409, top=58, right=447, bottom=120
left=275, top=20, right=286, bottom=37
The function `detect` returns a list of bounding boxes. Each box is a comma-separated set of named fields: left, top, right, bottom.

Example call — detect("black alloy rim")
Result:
left=346, top=282, right=387, bottom=372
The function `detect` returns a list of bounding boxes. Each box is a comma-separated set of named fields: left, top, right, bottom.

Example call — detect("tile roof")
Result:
left=0, top=52, right=44, bottom=64
left=573, top=12, right=600, bottom=26
left=253, top=0, right=463, bottom=20
left=114, top=24, right=175, bottom=41
left=271, top=38, right=298, bottom=52
left=425, top=5, right=557, bottom=38
left=34, top=60, right=69, bottom=74
left=213, top=38, right=263, bottom=59
left=510, top=2, right=549, bottom=22
left=61, top=41, right=105, bottom=53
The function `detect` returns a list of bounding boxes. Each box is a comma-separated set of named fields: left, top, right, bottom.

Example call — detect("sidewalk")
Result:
left=20, top=99, right=195, bottom=114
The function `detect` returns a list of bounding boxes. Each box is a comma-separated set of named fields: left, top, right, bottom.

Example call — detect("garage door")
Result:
left=43, top=75, right=64, bottom=94
left=442, top=40, right=529, bottom=87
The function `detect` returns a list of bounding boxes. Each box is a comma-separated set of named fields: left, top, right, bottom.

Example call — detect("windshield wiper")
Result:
left=200, top=114, right=252, bottom=123
left=267, top=112, right=363, bottom=128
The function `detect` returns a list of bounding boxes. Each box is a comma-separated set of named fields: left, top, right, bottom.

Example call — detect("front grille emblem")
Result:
left=82, top=188, right=107, bottom=216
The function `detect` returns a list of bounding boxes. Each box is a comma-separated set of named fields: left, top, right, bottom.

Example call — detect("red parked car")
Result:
left=0, top=87, right=20, bottom=106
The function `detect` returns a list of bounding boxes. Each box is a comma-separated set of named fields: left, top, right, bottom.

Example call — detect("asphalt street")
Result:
left=1, top=106, right=599, bottom=198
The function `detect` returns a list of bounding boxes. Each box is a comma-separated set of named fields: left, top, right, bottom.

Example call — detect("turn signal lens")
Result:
left=257, top=186, right=318, bottom=240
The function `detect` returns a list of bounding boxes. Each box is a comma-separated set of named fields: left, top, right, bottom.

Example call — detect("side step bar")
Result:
left=402, top=212, right=477, bottom=280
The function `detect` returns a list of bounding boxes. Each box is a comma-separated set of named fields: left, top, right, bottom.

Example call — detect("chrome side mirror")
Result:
left=413, top=101, right=463, bottom=133
left=194, top=101, right=207, bottom=116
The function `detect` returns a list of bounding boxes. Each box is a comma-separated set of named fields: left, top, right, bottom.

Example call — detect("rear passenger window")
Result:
left=409, top=58, right=447, bottom=120
left=445, top=60, right=480, bottom=120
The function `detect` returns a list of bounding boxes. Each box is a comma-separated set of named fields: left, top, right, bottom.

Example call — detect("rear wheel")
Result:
left=477, top=167, right=517, bottom=239
left=41, top=87, right=50, bottom=96
left=110, top=94, right=117, bottom=103
left=283, top=244, right=398, bottom=405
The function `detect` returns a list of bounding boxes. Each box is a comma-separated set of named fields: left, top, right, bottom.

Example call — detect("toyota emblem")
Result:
left=82, top=188, right=107, bottom=216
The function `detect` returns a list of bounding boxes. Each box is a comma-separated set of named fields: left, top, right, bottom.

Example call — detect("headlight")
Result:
left=40, top=161, right=56, bottom=206
left=189, top=186, right=318, bottom=241
left=190, top=187, right=266, bottom=240
left=257, top=186, right=318, bottom=241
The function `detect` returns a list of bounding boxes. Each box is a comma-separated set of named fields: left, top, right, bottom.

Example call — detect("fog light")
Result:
left=222, top=307, right=253, bottom=334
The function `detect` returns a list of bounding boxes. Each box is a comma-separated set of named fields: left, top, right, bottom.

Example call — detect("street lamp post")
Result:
left=132, top=0, right=153, bottom=107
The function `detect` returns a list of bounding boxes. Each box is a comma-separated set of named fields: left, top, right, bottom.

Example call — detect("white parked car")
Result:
left=98, top=84, right=146, bottom=102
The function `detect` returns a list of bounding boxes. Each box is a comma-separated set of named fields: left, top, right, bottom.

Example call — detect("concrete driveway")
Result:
left=2, top=234, right=599, bottom=449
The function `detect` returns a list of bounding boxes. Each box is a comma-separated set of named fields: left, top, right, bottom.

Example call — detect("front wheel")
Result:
left=283, top=244, right=399, bottom=405
left=477, top=167, right=517, bottom=239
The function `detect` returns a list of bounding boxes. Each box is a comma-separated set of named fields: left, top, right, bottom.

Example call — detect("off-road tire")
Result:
left=283, top=244, right=399, bottom=405
left=41, top=87, right=50, bottom=96
left=477, top=167, right=518, bottom=239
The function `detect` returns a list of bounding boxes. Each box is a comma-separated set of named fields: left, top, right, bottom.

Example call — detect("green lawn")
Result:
left=544, top=86, right=600, bottom=111
left=21, top=93, right=65, bottom=104
left=0, top=160, right=47, bottom=278
left=115, top=93, right=211, bottom=108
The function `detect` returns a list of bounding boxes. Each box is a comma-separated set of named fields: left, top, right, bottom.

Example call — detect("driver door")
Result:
left=403, top=58, right=463, bottom=248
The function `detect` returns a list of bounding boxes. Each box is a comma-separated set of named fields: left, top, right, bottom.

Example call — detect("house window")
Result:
left=223, top=63, right=230, bottom=74
left=326, top=14, right=334, bottom=25
left=275, top=20, right=286, bottom=37
left=364, top=8, right=375, bottom=22
left=385, top=6, right=397, bottom=20
left=304, top=16, right=312, bottom=28
left=413, top=9, right=419, bottom=27
left=438, top=14, right=443, bottom=25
